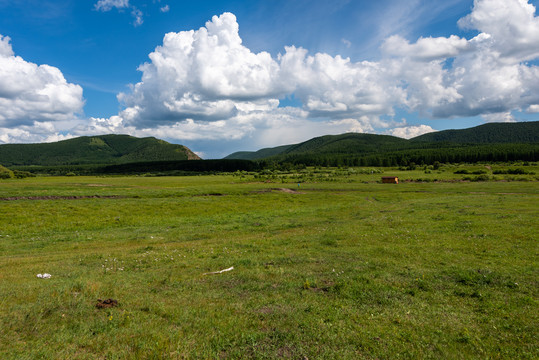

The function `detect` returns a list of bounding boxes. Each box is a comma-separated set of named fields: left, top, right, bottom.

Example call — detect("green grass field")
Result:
left=1, top=167, right=537, bottom=359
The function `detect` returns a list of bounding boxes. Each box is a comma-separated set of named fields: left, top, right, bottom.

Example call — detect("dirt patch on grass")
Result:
left=253, top=188, right=304, bottom=194
left=95, top=298, right=118, bottom=309
left=0, top=195, right=125, bottom=201
left=256, top=306, right=276, bottom=315
left=278, top=188, right=303, bottom=194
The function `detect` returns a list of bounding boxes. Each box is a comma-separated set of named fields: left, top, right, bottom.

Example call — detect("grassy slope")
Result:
left=0, top=168, right=537, bottom=359
left=0, top=164, right=13, bottom=178
left=0, top=135, right=200, bottom=166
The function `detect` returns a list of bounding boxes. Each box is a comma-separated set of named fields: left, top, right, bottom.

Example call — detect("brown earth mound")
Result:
left=96, top=298, right=118, bottom=309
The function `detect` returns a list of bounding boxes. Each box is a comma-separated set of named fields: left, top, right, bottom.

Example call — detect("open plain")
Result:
left=0, top=166, right=537, bottom=359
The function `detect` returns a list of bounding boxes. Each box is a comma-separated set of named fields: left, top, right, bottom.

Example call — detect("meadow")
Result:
left=0, top=165, right=537, bottom=359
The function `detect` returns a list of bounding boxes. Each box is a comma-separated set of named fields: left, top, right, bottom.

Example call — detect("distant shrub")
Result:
left=472, top=174, right=490, bottom=182
left=13, top=170, right=36, bottom=179
left=493, top=168, right=535, bottom=175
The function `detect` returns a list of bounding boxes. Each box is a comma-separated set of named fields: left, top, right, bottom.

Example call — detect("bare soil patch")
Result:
left=95, top=298, right=118, bottom=309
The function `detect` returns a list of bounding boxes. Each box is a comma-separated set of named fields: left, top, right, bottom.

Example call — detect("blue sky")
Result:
left=0, top=0, right=538, bottom=158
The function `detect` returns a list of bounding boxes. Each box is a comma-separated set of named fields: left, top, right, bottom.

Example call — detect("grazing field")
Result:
left=0, top=167, right=537, bottom=359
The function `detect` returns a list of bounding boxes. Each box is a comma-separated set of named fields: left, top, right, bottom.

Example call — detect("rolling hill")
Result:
left=224, top=134, right=409, bottom=161
left=224, top=144, right=294, bottom=160
left=1, top=121, right=537, bottom=171
left=225, top=121, right=539, bottom=161
left=411, top=121, right=539, bottom=144
left=0, top=135, right=200, bottom=166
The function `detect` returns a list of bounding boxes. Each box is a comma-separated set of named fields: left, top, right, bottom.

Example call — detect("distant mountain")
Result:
left=411, top=121, right=539, bottom=144
left=282, top=133, right=408, bottom=155
left=0, top=134, right=200, bottom=166
left=224, top=121, right=539, bottom=161
left=225, top=145, right=294, bottom=160
left=224, top=134, right=409, bottom=160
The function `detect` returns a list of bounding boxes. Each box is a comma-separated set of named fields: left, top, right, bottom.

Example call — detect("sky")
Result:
left=0, top=0, right=538, bottom=158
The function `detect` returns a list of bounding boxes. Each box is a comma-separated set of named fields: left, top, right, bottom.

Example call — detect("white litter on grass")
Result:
left=37, top=273, right=51, bottom=279
left=203, top=266, right=234, bottom=276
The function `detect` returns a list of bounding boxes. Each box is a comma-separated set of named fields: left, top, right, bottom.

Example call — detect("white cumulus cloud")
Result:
left=381, top=0, right=539, bottom=119
left=118, top=13, right=285, bottom=127
left=117, top=12, right=406, bottom=132
left=458, top=0, right=539, bottom=63
left=0, top=35, right=84, bottom=129
left=279, top=46, right=405, bottom=118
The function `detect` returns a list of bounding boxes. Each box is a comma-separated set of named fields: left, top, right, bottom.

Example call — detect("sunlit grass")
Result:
left=1, top=167, right=537, bottom=359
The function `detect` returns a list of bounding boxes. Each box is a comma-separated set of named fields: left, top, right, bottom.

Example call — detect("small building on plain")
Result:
left=381, top=176, right=399, bottom=184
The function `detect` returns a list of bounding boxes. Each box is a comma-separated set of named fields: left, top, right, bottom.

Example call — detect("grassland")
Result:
left=0, top=165, right=537, bottom=359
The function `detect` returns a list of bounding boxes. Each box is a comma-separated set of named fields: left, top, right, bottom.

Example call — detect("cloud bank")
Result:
left=2, top=0, right=539, bottom=156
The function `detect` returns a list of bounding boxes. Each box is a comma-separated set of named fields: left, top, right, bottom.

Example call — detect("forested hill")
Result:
left=283, top=133, right=408, bottom=155
left=411, top=121, right=539, bottom=144
left=224, top=121, right=539, bottom=161
left=225, top=145, right=294, bottom=160
left=224, top=134, right=408, bottom=160
left=0, top=135, right=200, bottom=166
